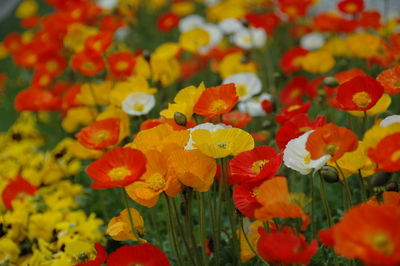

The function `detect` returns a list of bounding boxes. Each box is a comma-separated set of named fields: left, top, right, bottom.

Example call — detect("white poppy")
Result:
left=185, top=123, right=232, bottom=150
left=198, top=23, right=223, bottom=54
left=283, top=130, right=330, bottom=175
left=97, top=0, right=118, bottom=10
left=238, top=93, right=272, bottom=117
left=179, top=15, right=205, bottom=32
left=115, top=27, right=129, bottom=41
left=300, top=32, right=325, bottom=51
left=219, top=18, right=244, bottom=34
left=223, top=72, right=262, bottom=101
left=380, top=115, right=400, bottom=127
left=231, top=28, right=267, bottom=49
left=121, top=92, right=155, bottom=116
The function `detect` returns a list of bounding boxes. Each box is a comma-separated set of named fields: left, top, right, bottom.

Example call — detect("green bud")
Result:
left=323, top=77, right=340, bottom=88
left=369, top=172, right=391, bottom=188
left=174, top=112, right=187, bottom=126
left=386, top=182, right=399, bottom=192
left=319, top=166, right=339, bottom=183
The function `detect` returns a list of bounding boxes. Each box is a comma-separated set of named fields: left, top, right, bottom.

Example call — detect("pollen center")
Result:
left=83, top=61, right=95, bottom=71
left=371, top=232, right=394, bottom=255
left=217, top=142, right=228, bottom=149
left=236, top=84, right=248, bottom=97
left=325, top=144, right=338, bottom=155
left=345, top=3, right=357, bottom=13
left=147, top=173, right=166, bottom=191
left=211, top=99, right=228, bottom=113
left=352, top=91, right=371, bottom=108
left=108, top=167, right=132, bottom=181
left=116, top=61, right=129, bottom=71
left=304, top=153, right=311, bottom=165
left=133, top=103, right=145, bottom=112
left=251, top=160, right=269, bottom=174
left=390, top=150, right=400, bottom=162
left=92, top=130, right=110, bottom=143
left=287, top=105, right=301, bottom=112
left=46, top=61, right=58, bottom=72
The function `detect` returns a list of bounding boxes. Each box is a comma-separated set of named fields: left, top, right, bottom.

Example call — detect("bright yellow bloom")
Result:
left=321, top=37, right=351, bottom=57
left=207, top=0, right=246, bottom=22
left=109, top=76, right=157, bottom=106
left=28, top=211, right=63, bottom=241
left=68, top=140, right=103, bottom=159
left=152, top=42, right=181, bottom=60
left=65, top=240, right=96, bottom=264
left=239, top=220, right=263, bottom=262
left=62, top=107, right=97, bottom=133
left=63, top=23, right=98, bottom=52
left=348, top=94, right=391, bottom=117
left=0, top=238, right=20, bottom=263
left=363, top=122, right=400, bottom=150
left=219, top=52, right=257, bottom=79
left=160, top=83, right=205, bottom=120
left=77, top=81, right=113, bottom=106
left=150, top=57, right=181, bottom=86
left=171, top=1, right=195, bottom=16
left=300, top=50, right=335, bottom=74
left=346, top=33, right=381, bottom=58
left=15, top=0, right=38, bottom=19
left=133, top=55, right=151, bottom=79
left=179, top=28, right=210, bottom=53
left=107, top=208, right=145, bottom=242
left=192, top=128, right=254, bottom=158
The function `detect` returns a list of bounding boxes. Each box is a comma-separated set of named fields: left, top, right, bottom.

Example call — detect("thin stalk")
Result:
left=164, top=194, right=184, bottom=266
left=335, top=162, right=353, bottom=209
left=240, top=219, right=269, bottom=265
left=357, top=170, right=368, bottom=202
left=317, top=171, right=334, bottom=227
left=310, top=174, right=315, bottom=238
left=199, top=192, right=209, bottom=266
left=121, top=188, right=143, bottom=242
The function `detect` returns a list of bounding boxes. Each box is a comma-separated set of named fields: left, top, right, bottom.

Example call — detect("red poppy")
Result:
left=233, top=182, right=263, bottom=219
left=280, top=76, right=309, bottom=106
left=21, top=15, right=41, bottom=28
left=338, top=0, right=364, bottom=14
left=157, top=12, right=180, bottom=32
left=193, top=83, right=239, bottom=117
left=278, top=0, right=313, bottom=20
left=31, top=70, right=55, bottom=89
left=368, top=132, right=400, bottom=172
left=245, top=13, right=281, bottom=34
left=313, top=13, right=357, bottom=33
left=107, top=52, right=136, bottom=78
left=87, top=147, right=146, bottom=189
left=229, top=146, right=282, bottom=185
left=85, top=32, right=113, bottom=53
left=71, top=50, right=105, bottom=76
left=358, top=10, right=381, bottom=29
left=377, top=65, right=400, bottom=95
left=336, top=76, right=384, bottom=111
left=15, top=88, right=61, bottom=112
left=222, top=110, right=251, bottom=128
left=251, top=131, right=269, bottom=142
left=289, top=24, right=312, bottom=38
left=3, top=33, right=22, bottom=55
left=390, top=33, right=400, bottom=49
left=13, top=42, right=43, bottom=68
left=76, top=118, right=121, bottom=150
left=275, top=101, right=311, bottom=125
left=257, top=227, right=318, bottom=265
left=306, top=123, right=358, bottom=162
left=76, top=243, right=107, bottom=266
left=100, top=15, right=126, bottom=33
left=36, top=53, right=67, bottom=77
left=276, top=113, right=326, bottom=150
left=280, top=46, right=309, bottom=75
left=369, top=41, right=397, bottom=68
left=107, top=243, right=170, bottom=266
left=2, top=175, right=37, bottom=209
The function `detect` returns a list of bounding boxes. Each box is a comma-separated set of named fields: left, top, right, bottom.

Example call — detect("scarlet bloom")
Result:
left=276, top=113, right=326, bottom=150
left=85, top=32, right=113, bottom=53
left=280, top=46, right=309, bottom=75
left=319, top=203, right=400, bottom=265
left=336, top=76, right=384, bottom=111
left=358, top=10, right=381, bottom=29
left=233, top=182, right=263, bottom=219
left=31, top=70, right=55, bottom=89
left=36, top=53, right=67, bottom=77
left=107, top=52, right=136, bottom=78
left=76, top=243, right=107, bottom=266
left=313, top=13, right=357, bottom=33
left=338, top=0, right=364, bottom=14
left=3, top=33, right=22, bottom=55
left=306, top=123, right=358, bottom=162
left=71, top=50, right=105, bottom=76
left=193, top=83, right=239, bottom=117
left=377, top=65, right=400, bottom=95
left=15, top=88, right=61, bottom=112
left=229, top=146, right=282, bottom=185
left=157, top=12, right=180, bottom=32
left=245, top=13, right=281, bottom=34
left=87, top=147, right=146, bottom=189
left=257, top=227, right=318, bottom=265
left=275, top=101, right=311, bottom=125
left=368, top=132, right=400, bottom=172
left=278, top=0, right=313, bottom=20
left=2, top=175, right=37, bottom=209
left=222, top=110, right=251, bottom=128
left=76, top=118, right=121, bottom=150
left=107, top=243, right=170, bottom=266
left=280, top=76, right=309, bottom=106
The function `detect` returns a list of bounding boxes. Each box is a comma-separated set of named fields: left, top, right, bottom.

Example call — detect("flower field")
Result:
left=0, top=0, right=400, bottom=265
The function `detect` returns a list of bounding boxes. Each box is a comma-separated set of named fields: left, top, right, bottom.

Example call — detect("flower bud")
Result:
left=174, top=112, right=187, bottom=126
left=323, top=76, right=339, bottom=88
left=319, top=165, right=339, bottom=183
left=386, top=182, right=399, bottom=192
left=369, top=172, right=391, bottom=188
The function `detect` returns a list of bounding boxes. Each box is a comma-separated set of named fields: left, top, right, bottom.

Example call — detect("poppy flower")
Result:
left=107, top=243, right=170, bottom=266
left=306, top=123, right=358, bottom=162
left=84, top=32, right=113, bottom=53
left=275, top=101, right=311, bottom=125
left=257, top=227, right=318, bottom=265
left=36, top=53, right=67, bottom=77
left=193, top=83, right=239, bottom=118
left=254, top=177, right=310, bottom=230
left=229, top=146, right=282, bottom=185
left=377, top=66, right=400, bottom=95
left=245, top=13, right=281, bottom=35
left=107, top=52, right=136, bottom=78
left=20, top=15, right=41, bottom=28
left=368, top=132, right=400, bottom=172
left=280, top=76, right=309, bottom=106
left=76, top=243, right=107, bottom=266
left=76, top=118, right=120, bottom=150
left=2, top=175, right=37, bottom=209
left=276, top=113, right=326, bottom=150
left=319, top=203, right=400, bottom=265
left=338, top=0, right=364, bottom=14
left=3, top=33, right=22, bottom=55
left=87, top=147, right=146, bottom=189
left=358, top=10, right=381, bottom=29
left=278, top=0, right=313, bottom=20
left=222, top=73, right=262, bottom=101
left=71, top=50, right=105, bottom=77
left=15, top=88, right=61, bottom=112
left=13, top=42, right=43, bottom=68
left=233, top=182, right=263, bottom=219
left=31, top=70, right=55, bottom=89
left=157, top=12, right=180, bottom=32
left=107, top=208, right=145, bottom=242
left=280, top=46, right=309, bottom=75
left=336, top=76, right=384, bottom=111
left=313, top=13, right=357, bottom=33
left=222, top=110, right=251, bottom=128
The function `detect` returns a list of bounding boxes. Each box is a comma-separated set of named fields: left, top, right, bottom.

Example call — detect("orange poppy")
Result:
left=368, top=192, right=400, bottom=207
left=306, top=123, right=358, bottom=162
left=76, top=118, right=121, bottom=150
left=337, top=0, right=364, bottom=14
left=2, top=175, right=37, bottom=209
left=107, top=52, right=136, bottom=78
left=87, top=147, right=146, bottom=189
left=280, top=46, right=309, bottom=75
left=3, top=33, right=22, bottom=55
left=14, top=88, right=61, bottom=112
left=222, top=110, right=252, bottom=128
left=254, top=177, right=310, bottom=230
left=31, top=70, right=55, bottom=89
left=319, top=203, right=400, bottom=265
left=368, top=132, right=400, bottom=172
left=71, top=49, right=105, bottom=76
left=13, top=43, right=43, bottom=68
left=157, top=12, right=180, bottom=32
left=377, top=65, right=400, bottom=95
left=278, top=0, right=313, bottom=20
left=193, top=83, right=239, bottom=118
left=84, top=32, right=113, bottom=53
left=36, top=53, right=67, bottom=77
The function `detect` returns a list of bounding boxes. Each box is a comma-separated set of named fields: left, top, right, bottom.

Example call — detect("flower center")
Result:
left=211, top=99, right=228, bottom=113
left=299, top=126, right=311, bottom=133
left=217, top=142, right=228, bottom=149
left=147, top=173, right=166, bottom=191
left=92, top=130, right=110, bottom=143
left=251, top=160, right=269, bottom=174
left=352, top=91, right=371, bottom=108
left=289, top=88, right=301, bottom=99
left=371, top=232, right=394, bottom=255
left=108, top=167, right=132, bottom=181
left=325, top=144, right=338, bottom=155
left=46, top=60, right=58, bottom=72
left=133, top=103, right=145, bottom=112
left=83, top=61, right=95, bottom=71
left=236, top=84, right=248, bottom=97
left=287, top=105, right=301, bottom=112
left=303, top=153, right=311, bottom=165
left=116, top=61, right=129, bottom=71
left=390, top=150, right=400, bottom=162
left=345, top=3, right=357, bottom=13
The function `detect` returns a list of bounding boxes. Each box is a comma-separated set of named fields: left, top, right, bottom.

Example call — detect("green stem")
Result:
left=164, top=194, right=184, bottom=266
left=199, top=192, right=209, bottom=266
left=335, top=162, right=353, bottom=209
left=310, top=174, right=315, bottom=238
left=357, top=170, right=368, bottom=202
left=121, top=188, right=143, bottom=242
left=317, top=172, right=334, bottom=227
left=240, top=219, right=269, bottom=265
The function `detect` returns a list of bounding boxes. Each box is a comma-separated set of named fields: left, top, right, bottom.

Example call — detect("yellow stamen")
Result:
left=108, top=167, right=131, bottom=181
left=352, top=91, right=372, bottom=108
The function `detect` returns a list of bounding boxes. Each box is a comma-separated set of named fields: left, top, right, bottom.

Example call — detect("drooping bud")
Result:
left=142, top=50, right=151, bottom=61
left=369, top=172, right=391, bottom=188
left=386, top=182, right=399, bottom=192
left=174, top=112, right=187, bottom=126
left=323, top=76, right=340, bottom=88
left=319, top=165, right=339, bottom=183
